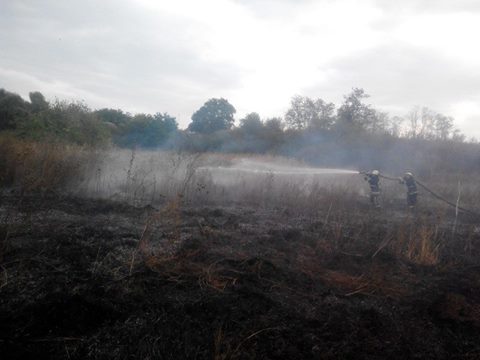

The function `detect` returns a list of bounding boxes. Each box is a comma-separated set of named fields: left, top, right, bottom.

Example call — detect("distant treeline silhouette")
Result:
left=1, top=87, right=478, bottom=177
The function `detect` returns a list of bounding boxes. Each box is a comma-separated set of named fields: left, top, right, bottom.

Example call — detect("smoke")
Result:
left=78, top=150, right=365, bottom=206
left=197, top=158, right=359, bottom=188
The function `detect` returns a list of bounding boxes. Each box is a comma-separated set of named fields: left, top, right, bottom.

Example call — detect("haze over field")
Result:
left=4, top=2, right=480, bottom=359
left=2, top=0, right=480, bottom=135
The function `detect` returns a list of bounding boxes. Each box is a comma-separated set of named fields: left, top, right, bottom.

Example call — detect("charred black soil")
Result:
left=1, top=194, right=480, bottom=359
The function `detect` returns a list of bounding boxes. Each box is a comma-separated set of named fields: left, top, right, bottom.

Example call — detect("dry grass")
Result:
left=391, top=221, right=440, bottom=265
left=129, top=191, right=281, bottom=298
left=213, top=323, right=280, bottom=360
left=0, top=137, right=476, bottom=215
left=0, top=136, right=102, bottom=263
left=298, top=249, right=411, bottom=298
left=75, top=149, right=365, bottom=212
left=0, top=141, right=473, bottom=275
left=55, top=147, right=480, bottom=269
left=131, top=196, right=183, bottom=273
left=0, top=135, right=99, bottom=194
left=296, top=257, right=408, bottom=298
left=131, top=196, right=237, bottom=290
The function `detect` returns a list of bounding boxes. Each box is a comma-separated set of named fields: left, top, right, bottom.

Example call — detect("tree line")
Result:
left=0, top=89, right=177, bottom=148
left=1, top=87, right=477, bottom=176
left=184, top=88, right=465, bottom=142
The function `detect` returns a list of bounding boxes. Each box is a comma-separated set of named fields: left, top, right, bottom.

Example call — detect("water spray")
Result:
left=198, top=159, right=359, bottom=176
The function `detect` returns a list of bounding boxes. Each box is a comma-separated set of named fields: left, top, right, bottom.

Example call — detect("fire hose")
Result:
left=376, top=173, right=480, bottom=217
left=415, top=180, right=480, bottom=217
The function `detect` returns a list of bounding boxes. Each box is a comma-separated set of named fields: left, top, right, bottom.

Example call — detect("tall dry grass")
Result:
left=390, top=221, right=440, bottom=265
left=0, top=135, right=100, bottom=194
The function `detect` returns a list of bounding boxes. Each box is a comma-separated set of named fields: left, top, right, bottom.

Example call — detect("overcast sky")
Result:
left=1, top=0, right=480, bottom=135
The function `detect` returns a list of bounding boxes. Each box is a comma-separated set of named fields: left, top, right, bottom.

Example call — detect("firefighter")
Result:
left=399, top=172, right=418, bottom=208
left=362, top=170, right=381, bottom=207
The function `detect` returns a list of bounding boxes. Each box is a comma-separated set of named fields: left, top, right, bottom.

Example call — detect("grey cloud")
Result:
left=372, top=0, right=480, bottom=13
left=305, top=44, right=480, bottom=118
left=0, top=0, right=243, bottom=125
left=3, top=0, right=480, bottom=132
left=232, top=0, right=315, bottom=17
left=234, top=0, right=314, bottom=7
left=461, top=115, right=480, bottom=137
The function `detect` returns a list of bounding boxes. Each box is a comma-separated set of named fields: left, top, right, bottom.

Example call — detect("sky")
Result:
left=1, top=0, right=480, bottom=135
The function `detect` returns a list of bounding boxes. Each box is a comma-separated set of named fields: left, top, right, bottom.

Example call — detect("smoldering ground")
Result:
left=2, top=150, right=480, bottom=359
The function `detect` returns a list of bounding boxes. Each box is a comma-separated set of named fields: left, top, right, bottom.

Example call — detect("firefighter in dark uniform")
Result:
left=363, top=170, right=381, bottom=207
left=399, top=172, right=418, bottom=208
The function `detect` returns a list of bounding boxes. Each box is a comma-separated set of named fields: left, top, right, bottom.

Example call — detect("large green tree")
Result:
left=285, top=95, right=335, bottom=130
left=239, top=112, right=263, bottom=134
left=94, top=108, right=131, bottom=126
left=0, top=89, right=30, bottom=130
left=336, top=88, right=379, bottom=132
left=188, top=98, right=236, bottom=134
left=29, top=91, right=49, bottom=113
left=117, top=112, right=178, bottom=148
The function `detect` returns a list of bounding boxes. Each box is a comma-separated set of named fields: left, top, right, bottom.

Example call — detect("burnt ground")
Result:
left=1, top=194, right=480, bottom=359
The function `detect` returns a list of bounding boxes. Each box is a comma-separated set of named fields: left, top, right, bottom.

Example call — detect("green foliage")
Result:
left=336, top=88, right=378, bottom=132
left=94, top=108, right=131, bottom=126
left=285, top=95, right=335, bottom=130
left=235, top=114, right=286, bottom=153
left=116, top=112, right=178, bottom=148
left=239, top=112, right=263, bottom=133
left=0, top=87, right=473, bottom=176
left=0, top=89, right=30, bottom=130
left=29, top=92, right=49, bottom=113
left=0, top=89, right=178, bottom=149
left=188, top=98, right=236, bottom=133
left=17, top=100, right=111, bottom=146
left=263, top=117, right=285, bottom=150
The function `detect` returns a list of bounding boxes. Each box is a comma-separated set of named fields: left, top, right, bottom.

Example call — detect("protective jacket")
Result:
left=365, top=174, right=380, bottom=193
left=403, top=176, right=417, bottom=195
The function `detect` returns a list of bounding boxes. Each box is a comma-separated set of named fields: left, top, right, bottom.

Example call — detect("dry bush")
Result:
left=0, top=135, right=100, bottom=194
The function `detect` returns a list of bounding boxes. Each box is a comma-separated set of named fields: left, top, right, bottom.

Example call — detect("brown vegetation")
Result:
left=1, top=142, right=480, bottom=359
left=1, top=188, right=479, bottom=359
left=0, top=135, right=99, bottom=194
